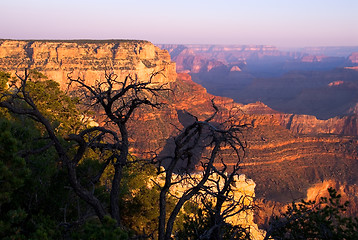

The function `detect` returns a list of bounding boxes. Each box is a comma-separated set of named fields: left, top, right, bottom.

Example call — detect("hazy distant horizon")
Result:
left=2, top=0, right=357, bottom=48
left=2, top=38, right=358, bottom=54
left=2, top=37, right=358, bottom=48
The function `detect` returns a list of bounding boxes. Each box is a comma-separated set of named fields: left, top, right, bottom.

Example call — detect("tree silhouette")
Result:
left=0, top=69, right=252, bottom=239
left=156, top=103, right=249, bottom=240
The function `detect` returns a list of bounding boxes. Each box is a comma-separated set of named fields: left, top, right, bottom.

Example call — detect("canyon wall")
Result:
left=0, top=40, right=177, bottom=88
left=126, top=73, right=358, bottom=202
left=237, top=101, right=358, bottom=137
left=0, top=40, right=358, bottom=205
left=277, top=113, right=358, bottom=136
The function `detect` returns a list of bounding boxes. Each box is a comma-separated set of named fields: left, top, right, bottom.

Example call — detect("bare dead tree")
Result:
left=0, top=69, right=170, bottom=227
left=156, top=101, right=249, bottom=240
left=66, top=70, right=170, bottom=225
left=198, top=171, right=255, bottom=240
left=1, top=69, right=251, bottom=238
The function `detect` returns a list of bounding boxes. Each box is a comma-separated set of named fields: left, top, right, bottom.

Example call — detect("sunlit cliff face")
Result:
left=0, top=40, right=177, bottom=89
left=305, top=180, right=338, bottom=201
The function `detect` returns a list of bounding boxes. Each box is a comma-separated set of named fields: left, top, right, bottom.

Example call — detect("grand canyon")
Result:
left=1, top=39, right=358, bottom=238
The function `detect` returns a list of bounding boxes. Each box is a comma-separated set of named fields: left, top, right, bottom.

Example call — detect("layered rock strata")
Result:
left=0, top=40, right=358, bottom=205
left=0, top=40, right=177, bottom=88
left=125, top=73, right=358, bottom=202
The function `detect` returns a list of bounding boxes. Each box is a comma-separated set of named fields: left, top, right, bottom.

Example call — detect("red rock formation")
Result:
left=345, top=66, right=358, bottom=70
left=328, top=80, right=344, bottom=86
left=230, top=66, right=242, bottom=72
left=275, top=113, right=358, bottom=136
left=348, top=52, right=358, bottom=63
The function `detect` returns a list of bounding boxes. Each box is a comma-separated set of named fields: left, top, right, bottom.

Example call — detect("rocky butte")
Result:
left=1, top=40, right=358, bottom=228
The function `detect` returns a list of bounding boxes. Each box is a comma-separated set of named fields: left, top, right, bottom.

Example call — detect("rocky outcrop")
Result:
left=0, top=40, right=177, bottom=88
left=299, top=55, right=345, bottom=63
left=235, top=102, right=358, bottom=136
left=301, top=55, right=327, bottom=62
left=276, top=113, right=358, bottom=136
left=348, top=52, right=358, bottom=63
left=345, top=66, right=358, bottom=70
left=255, top=179, right=358, bottom=230
left=230, top=66, right=242, bottom=72
left=154, top=173, right=265, bottom=240
left=348, top=103, right=358, bottom=114
left=158, top=45, right=229, bottom=73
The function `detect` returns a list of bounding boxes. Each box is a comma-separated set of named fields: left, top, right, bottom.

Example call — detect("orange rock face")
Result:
left=230, top=66, right=242, bottom=72
left=0, top=40, right=177, bottom=88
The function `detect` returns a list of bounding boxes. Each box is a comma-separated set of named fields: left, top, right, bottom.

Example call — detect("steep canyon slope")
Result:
left=159, top=44, right=358, bottom=120
left=132, top=75, right=358, bottom=203
left=0, top=40, right=358, bottom=204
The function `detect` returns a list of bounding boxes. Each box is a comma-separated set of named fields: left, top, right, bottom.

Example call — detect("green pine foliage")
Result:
left=118, top=162, right=160, bottom=236
left=267, top=187, right=358, bottom=240
left=0, top=117, right=64, bottom=239
left=72, top=216, right=129, bottom=240
left=25, top=70, right=85, bottom=135
left=0, top=70, right=84, bottom=239
left=0, top=119, right=30, bottom=238
left=176, top=204, right=251, bottom=240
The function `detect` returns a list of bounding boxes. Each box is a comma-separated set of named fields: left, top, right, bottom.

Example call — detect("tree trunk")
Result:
left=158, top=189, right=167, bottom=240
left=110, top=164, right=123, bottom=225
left=110, top=123, right=128, bottom=226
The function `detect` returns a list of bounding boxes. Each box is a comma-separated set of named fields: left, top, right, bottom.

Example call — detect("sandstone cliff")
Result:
left=277, top=113, right=358, bottom=136
left=1, top=40, right=358, bottom=206
left=0, top=40, right=177, bottom=88
left=231, top=101, right=358, bottom=137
